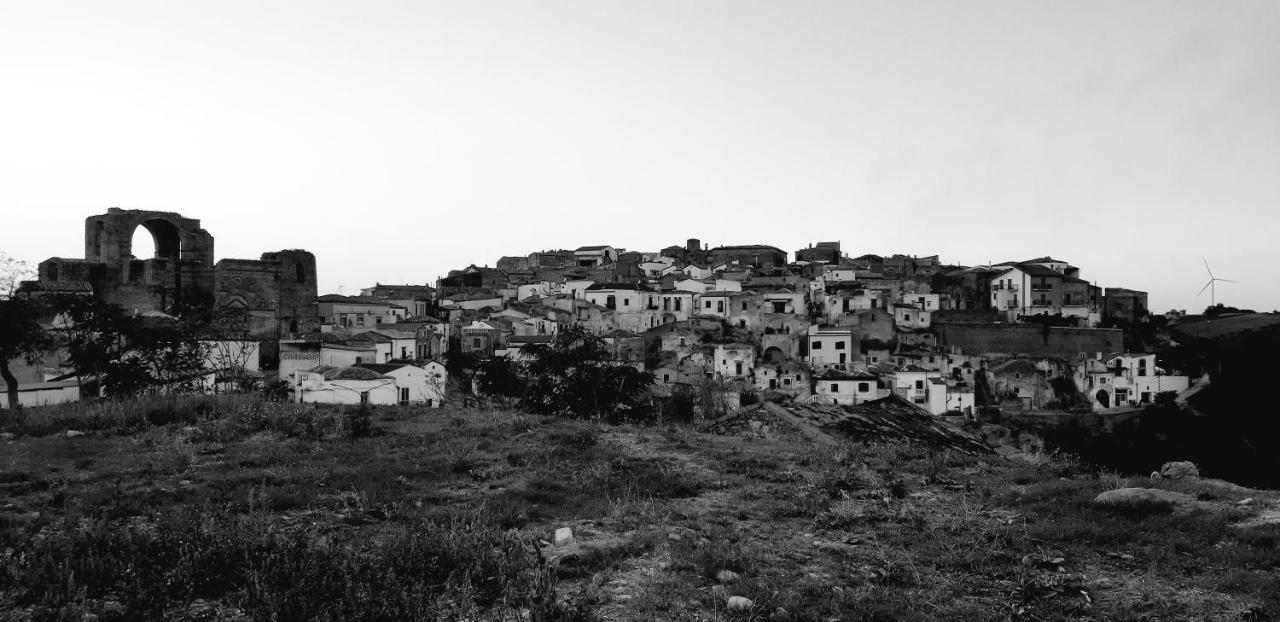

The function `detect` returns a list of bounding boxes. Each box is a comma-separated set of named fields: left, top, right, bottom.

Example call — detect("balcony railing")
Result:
left=1005, top=301, right=1019, bottom=309
left=1031, top=286, right=1052, bottom=292
left=992, top=284, right=1019, bottom=291
left=1030, top=301, right=1053, bottom=307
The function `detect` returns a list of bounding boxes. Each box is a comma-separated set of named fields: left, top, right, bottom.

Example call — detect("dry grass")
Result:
left=1, top=395, right=1277, bottom=620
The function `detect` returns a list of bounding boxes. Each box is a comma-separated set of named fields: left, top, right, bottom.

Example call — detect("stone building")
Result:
left=24, top=208, right=320, bottom=368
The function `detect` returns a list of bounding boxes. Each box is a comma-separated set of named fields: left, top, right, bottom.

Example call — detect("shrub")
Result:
left=342, top=406, right=373, bottom=438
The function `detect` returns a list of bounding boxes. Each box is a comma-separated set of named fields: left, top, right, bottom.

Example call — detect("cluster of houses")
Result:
left=5, top=236, right=1193, bottom=416
left=298, top=239, right=1191, bottom=416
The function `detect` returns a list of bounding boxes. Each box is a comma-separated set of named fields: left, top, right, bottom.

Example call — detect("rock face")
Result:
left=1160, top=461, right=1200, bottom=479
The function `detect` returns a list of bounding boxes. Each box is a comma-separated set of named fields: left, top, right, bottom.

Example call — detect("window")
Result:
left=741, top=302, right=747, bottom=311
left=472, top=338, right=482, bottom=348
left=705, top=300, right=712, bottom=309
left=858, top=382, right=869, bottom=392
left=675, top=299, right=683, bottom=311
left=915, top=380, right=924, bottom=390
left=717, top=301, right=725, bottom=313
left=355, top=356, right=363, bottom=364
left=783, top=379, right=791, bottom=386
left=831, top=383, right=839, bottom=392
left=663, top=374, right=670, bottom=382
left=812, top=341, right=823, bottom=349
left=623, top=298, right=629, bottom=306
left=399, top=387, right=409, bottom=404
left=357, top=316, right=365, bottom=327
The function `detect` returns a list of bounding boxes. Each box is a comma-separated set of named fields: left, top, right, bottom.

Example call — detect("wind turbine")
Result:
left=1198, top=258, right=1237, bottom=307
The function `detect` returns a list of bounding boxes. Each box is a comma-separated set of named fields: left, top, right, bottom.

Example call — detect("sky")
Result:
left=2, top=1, right=1277, bottom=313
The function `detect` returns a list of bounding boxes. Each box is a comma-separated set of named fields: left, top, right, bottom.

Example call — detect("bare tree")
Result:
left=206, top=339, right=260, bottom=393
left=0, top=252, right=36, bottom=300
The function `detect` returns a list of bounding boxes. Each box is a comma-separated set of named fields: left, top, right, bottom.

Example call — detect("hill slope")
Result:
left=1, top=398, right=1277, bottom=620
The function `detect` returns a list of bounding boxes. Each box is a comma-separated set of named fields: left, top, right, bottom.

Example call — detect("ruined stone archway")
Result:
left=84, top=208, right=214, bottom=267
left=763, top=346, right=786, bottom=364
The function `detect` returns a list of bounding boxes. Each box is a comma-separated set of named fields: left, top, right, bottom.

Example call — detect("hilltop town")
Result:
left=7, top=209, right=1280, bottom=620
left=9, top=208, right=1198, bottom=420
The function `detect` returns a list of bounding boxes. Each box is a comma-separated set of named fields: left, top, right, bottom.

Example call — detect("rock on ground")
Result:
left=1094, top=487, right=1198, bottom=511
left=1160, top=461, right=1200, bottom=479
left=554, top=527, right=574, bottom=547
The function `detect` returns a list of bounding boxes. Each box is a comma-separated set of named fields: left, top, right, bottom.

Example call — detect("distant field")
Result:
left=1, top=396, right=1277, bottom=621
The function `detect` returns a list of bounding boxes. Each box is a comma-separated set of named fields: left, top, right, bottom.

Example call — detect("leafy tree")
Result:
left=1204, top=304, right=1255, bottom=317
left=474, top=355, right=524, bottom=404
left=52, top=297, right=208, bottom=397
left=519, top=326, right=654, bottom=422
left=0, top=297, right=53, bottom=412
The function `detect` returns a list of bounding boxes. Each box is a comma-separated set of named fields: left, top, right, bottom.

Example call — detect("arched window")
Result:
left=296, top=262, right=306, bottom=284
left=93, top=220, right=104, bottom=257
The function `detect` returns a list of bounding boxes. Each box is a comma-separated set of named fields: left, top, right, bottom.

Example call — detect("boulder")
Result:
left=65, top=430, right=84, bottom=438
left=727, top=596, right=753, bottom=611
left=1159, top=461, right=1199, bottom=479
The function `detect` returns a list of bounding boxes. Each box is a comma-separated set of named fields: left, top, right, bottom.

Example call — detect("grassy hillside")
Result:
left=1, top=397, right=1277, bottom=621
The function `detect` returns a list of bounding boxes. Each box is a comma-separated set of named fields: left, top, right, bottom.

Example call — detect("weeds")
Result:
left=3, top=506, right=557, bottom=621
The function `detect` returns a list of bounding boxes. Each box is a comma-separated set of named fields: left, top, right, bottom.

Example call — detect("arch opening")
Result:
left=129, top=219, right=182, bottom=261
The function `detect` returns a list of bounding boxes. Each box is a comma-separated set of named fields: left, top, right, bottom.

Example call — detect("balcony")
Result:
left=1005, top=301, right=1019, bottom=309
left=992, top=284, right=1018, bottom=291
left=1031, top=286, right=1053, bottom=292
left=1030, top=301, right=1053, bottom=308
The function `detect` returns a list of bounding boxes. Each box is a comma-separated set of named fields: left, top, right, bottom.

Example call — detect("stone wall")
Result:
left=937, top=323, right=1122, bottom=357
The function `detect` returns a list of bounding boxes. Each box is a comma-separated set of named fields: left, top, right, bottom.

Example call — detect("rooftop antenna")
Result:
left=1198, top=258, right=1237, bottom=307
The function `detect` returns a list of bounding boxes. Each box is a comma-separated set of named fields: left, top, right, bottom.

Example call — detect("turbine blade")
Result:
left=1203, top=257, right=1214, bottom=278
left=1217, top=278, right=1238, bottom=283
left=1198, top=281, right=1212, bottom=296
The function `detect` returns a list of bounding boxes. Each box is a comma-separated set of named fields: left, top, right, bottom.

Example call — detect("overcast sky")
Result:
left=2, top=1, right=1277, bottom=313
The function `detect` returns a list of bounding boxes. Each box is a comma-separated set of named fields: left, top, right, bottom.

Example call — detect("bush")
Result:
left=661, top=389, right=697, bottom=423
left=343, top=406, right=373, bottom=438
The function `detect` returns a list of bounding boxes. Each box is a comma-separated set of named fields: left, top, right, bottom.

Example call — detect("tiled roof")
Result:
left=308, top=365, right=390, bottom=380
left=19, top=280, right=94, bottom=292
left=355, top=363, right=409, bottom=375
